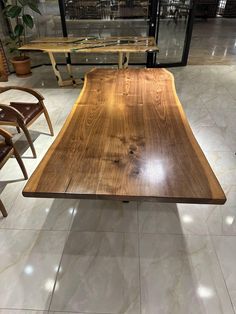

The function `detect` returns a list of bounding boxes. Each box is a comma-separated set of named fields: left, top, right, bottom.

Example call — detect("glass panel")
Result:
left=3, top=0, right=63, bottom=66
left=156, top=0, right=191, bottom=64
left=27, top=0, right=63, bottom=65
left=34, top=0, right=63, bottom=38
left=64, top=0, right=151, bottom=64
left=217, top=0, right=226, bottom=15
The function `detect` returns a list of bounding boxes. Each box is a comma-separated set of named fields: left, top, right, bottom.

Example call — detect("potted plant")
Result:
left=4, top=0, right=41, bottom=76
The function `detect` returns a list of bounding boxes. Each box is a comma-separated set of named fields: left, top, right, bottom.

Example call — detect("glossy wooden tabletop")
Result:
left=23, top=68, right=226, bottom=204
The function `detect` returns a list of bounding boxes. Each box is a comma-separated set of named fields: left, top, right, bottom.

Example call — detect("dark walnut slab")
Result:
left=23, top=68, right=226, bottom=204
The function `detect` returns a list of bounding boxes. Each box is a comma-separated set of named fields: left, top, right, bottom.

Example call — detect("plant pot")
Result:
left=10, top=56, right=32, bottom=77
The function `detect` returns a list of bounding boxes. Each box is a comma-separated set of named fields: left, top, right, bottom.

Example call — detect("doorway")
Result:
left=152, top=0, right=195, bottom=66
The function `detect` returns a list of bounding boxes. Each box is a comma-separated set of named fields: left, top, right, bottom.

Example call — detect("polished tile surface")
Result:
left=212, top=236, right=236, bottom=312
left=0, top=65, right=236, bottom=313
left=0, top=230, right=67, bottom=310
left=189, top=19, right=236, bottom=65
left=72, top=199, right=138, bottom=233
left=140, top=234, right=234, bottom=314
left=50, top=231, right=140, bottom=313
left=138, top=202, right=210, bottom=235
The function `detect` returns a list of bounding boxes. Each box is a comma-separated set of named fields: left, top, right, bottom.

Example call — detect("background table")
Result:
left=19, top=36, right=158, bottom=86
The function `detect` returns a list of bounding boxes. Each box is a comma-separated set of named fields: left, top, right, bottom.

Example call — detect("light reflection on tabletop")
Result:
left=143, top=160, right=166, bottom=184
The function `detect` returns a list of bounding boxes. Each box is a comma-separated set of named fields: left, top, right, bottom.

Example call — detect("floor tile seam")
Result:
left=201, top=105, right=219, bottom=129
left=65, top=229, right=139, bottom=234
left=193, top=123, right=226, bottom=132
left=199, top=94, right=227, bottom=106
left=209, top=233, right=236, bottom=314
left=1, top=227, right=213, bottom=235
left=0, top=307, right=46, bottom=311
left=0, top=308, right=109, bottom=314
left=139, top=232, right=210, bottom=237
left=222, top=84, right=236, bottom=102
left=0, top=227, right=72, bottom=232
left=0, top=229, right=229, bottom=236
left=0, top=187, right=22, bottom=216
left=47, top=221, right=75, bottom=312
left=16, top=230, right=211, bottom=236
left=67, top=200, right=80, bottom=231
left=136, top=202, right=142, bottom=314
left=205, top=204, right=236, bottom=237
left=48, top=310, right=115, bottom=313
left=202, top=149, right=232, bottom=153
left=53, top=109, right=71, bottom=131
left=203, top=150, right=236, bottom=154
left=211, top=234, right=236, bottom=238
left=202, top=105, right=234, bottom=139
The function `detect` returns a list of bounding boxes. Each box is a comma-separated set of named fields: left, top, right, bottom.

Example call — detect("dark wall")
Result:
left=223, top=0, right=236, bottom=17
left=195, top=0, right=219, bottom=18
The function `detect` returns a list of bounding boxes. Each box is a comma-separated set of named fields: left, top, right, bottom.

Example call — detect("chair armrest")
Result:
left=0, top=86, right=44, bottom=101
left=0, top=128, right=13, bottom=145
left=0, top=104, right=25, bottom=122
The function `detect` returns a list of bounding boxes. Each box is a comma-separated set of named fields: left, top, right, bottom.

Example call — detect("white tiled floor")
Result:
left=0, top=65, right=236, bottom=313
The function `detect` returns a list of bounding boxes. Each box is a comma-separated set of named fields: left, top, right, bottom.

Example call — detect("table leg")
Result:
left=123, top=52, right=130, bottom=69
left=48, top=52, right=64, bottom=87
left=65, top=53, right=77, bottom=86
left=118, top=52, right=123, bottom=69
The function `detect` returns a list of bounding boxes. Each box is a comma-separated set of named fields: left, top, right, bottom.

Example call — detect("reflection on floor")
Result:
left=158, top=17, right=236, bottom=65
left=189, top=18, right=236, bottom=65
left=0, top=65, right=236, bottom=313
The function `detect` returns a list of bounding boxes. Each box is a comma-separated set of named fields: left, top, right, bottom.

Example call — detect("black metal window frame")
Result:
left=147, top=0, right=196, bottom=67
left=57, top=0, right=196, bottom=67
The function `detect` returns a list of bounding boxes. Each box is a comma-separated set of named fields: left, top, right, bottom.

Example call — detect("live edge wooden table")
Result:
left=23, top=68, right=226, bottom=205
left=19, top=36, right=158, bottom=87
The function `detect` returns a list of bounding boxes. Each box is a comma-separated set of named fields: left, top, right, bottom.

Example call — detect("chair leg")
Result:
left=20, top=124, right=37, bottom=158
left=16, top=126, right=21, bottom=133
left=42, top=103, right=54, bottom=136
left=13, top=146, right=28, bottom=179
left=0, top=199, right=8, bottom=217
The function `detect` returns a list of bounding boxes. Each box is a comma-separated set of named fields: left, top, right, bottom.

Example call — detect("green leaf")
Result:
left=2, top=5, right=12, bottom=15
left=6, top=5, right=22, bottom=18
left=18, top=0, right=27, bottom=6
left=10, top=47, right=18, bottom=53
left=28, top=2, right=41, bottom=14
left=22, top=14, right=33, bottom=28
left=14, top=24, right=24, bottom=37
left=9, top=32, right=16, bottom=40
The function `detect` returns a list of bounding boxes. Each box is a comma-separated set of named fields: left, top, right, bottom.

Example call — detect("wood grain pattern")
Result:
left=19, top=36, right=158, bottom=53
left=23, top=68, right=226, bottom=204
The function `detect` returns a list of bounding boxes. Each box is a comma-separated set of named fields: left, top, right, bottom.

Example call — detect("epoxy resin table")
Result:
left=23, top=68, right=226, bottom=204
left=19, top=36, right=158, bottom=86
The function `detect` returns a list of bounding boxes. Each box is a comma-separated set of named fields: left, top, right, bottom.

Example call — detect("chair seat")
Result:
left=0, top=102, right=43, bottom=125
left=0, top=141, right=12, bottom=163
left=10, top=102, right=43, bottom=125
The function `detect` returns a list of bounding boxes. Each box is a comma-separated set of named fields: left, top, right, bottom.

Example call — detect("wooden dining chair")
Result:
left=0, top=86, right=54, bottom=158
left=0, top=128, right=28, bottom=217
